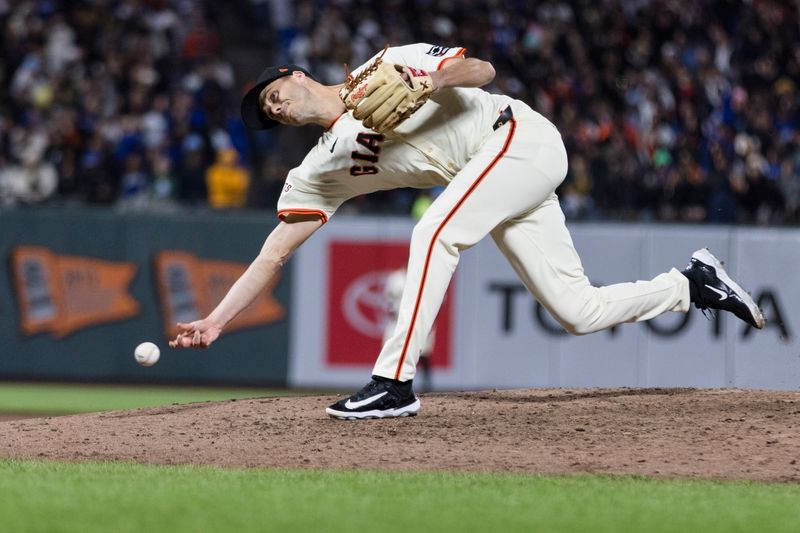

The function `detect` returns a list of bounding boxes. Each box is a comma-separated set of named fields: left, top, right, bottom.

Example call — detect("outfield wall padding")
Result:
left=0, top=207, right=289, bottom=386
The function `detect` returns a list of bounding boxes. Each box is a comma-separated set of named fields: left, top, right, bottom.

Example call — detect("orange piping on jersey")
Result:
left=325, top=112, right=346, bottom=132
left=277, top=209, right=328, bottom=223
left=437, top=48, right=466, bottom=70
left=393, top=117, right=516, bottom=381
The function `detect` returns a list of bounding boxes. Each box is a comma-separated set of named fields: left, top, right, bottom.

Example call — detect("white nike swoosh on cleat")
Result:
left=344, top=391, right=388, bottom=409
left=705, top=284, right=729, bottom=301
left=692, top=248, right=765, bottom=329
left=327, top=397, right=421, bottom=420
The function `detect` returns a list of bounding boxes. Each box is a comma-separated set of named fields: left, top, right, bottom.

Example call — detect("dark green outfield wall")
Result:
left=0, top=207, right=290, bottom=386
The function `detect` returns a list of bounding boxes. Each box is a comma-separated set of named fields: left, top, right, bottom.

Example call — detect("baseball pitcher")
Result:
left=170, top=43, right=765, bottom=420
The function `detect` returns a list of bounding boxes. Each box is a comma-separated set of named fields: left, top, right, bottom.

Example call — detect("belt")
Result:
left=492, top=105, right=513, bottom=130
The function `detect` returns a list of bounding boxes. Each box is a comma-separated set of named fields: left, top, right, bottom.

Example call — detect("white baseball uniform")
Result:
left=278, top=43, right=690, bottom=382
left=383, top=268, right=435, bottom=354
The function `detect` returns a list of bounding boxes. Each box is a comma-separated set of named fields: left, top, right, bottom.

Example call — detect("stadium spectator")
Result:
left=206, top=147, right=250, bottom=209
left=178, top=133, right=209, bottom=205
left=150, top=152, right=180, bottom=205
left=0, top=113, right=57, bottom=205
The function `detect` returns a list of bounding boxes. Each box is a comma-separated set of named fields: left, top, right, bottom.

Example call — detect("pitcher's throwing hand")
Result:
left=169, top=319, right=222, bottom=349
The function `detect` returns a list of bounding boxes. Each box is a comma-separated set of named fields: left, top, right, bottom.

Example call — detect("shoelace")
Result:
left=342, top=45, right=389, bottom=91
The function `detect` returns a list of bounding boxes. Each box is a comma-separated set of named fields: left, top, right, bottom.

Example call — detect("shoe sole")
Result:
left=692, top=248, right=765, bottom=329
left=326, top=398, right=421, bottom=420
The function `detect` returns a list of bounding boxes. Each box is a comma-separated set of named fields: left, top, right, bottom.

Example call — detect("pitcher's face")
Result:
left=259, top=72, right=313, bottom=126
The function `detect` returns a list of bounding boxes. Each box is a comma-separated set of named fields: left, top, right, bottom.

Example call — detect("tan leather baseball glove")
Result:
left=340, top=56, right=435, bottom=133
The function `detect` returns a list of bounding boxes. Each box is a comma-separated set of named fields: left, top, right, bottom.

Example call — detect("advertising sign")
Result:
left=289, top=219, right=799, bottom=391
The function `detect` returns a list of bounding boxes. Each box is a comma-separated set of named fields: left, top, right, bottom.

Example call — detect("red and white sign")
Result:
left=325, top=241, right=452, bottom=369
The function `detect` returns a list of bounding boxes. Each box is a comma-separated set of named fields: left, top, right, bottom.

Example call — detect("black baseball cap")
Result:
left=240, top=65, right=315, bottom=130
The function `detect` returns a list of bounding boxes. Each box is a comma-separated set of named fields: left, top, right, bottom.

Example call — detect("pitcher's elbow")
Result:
left=483, top=62, right=496, bottom=84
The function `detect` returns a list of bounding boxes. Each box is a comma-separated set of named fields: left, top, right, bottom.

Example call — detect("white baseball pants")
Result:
left=373, top=106, right=690, bottom=381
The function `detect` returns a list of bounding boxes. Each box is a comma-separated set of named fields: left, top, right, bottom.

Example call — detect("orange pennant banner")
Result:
left=153, top=251, right=285, bottom=340
left=11, top=246, right=140, bottom=338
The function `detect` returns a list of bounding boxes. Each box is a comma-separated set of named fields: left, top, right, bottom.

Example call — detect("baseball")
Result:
left=134, top=341, right=160, bottom=367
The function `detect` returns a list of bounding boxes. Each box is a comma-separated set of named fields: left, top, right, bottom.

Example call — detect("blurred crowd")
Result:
left=1, top=0, right=799, bottom=225
left=0, top=0, right=249, bottom=211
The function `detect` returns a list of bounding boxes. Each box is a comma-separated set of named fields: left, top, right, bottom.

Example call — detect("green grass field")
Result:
left=0, top=382, right=305, bottom=414
left=1, top=460, right=799, bottom=533
left=2, top=383, right=798, bottom=532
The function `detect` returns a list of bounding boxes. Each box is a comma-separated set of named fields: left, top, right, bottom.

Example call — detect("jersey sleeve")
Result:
left=354, top=43, right=466, bottom=75
left=277, top=166, right=347, bottom=223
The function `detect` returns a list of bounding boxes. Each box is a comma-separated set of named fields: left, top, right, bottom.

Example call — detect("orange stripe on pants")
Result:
left=392, top=119, right=517, bottom=380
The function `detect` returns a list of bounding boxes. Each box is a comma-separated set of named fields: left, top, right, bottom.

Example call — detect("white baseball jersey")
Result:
left=278, top=43, right=690, bottom=382
left=277, top=44, right=552, bottom=222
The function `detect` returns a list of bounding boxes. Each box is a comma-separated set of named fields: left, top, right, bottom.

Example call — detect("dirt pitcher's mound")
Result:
left=1, top=388, right=798, bottom=482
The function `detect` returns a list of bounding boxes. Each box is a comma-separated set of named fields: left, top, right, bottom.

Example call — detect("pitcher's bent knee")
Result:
left=561, top=320, right=598, bottom=336
left=552, top=297, right=606, bottom=336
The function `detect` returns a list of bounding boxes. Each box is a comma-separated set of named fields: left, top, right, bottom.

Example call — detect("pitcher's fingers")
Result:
left=169, top=333, right=182, bottom=348
left=170, top=333, right=186, bottom=348
left=171, top=332, right=192, bottom=348
left=400, top=66, right=412, bottom=84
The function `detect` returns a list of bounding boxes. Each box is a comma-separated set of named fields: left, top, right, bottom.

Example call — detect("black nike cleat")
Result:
left=683, top=248, right=765, bottom=329
left=326, top=375, right=420, bottom=420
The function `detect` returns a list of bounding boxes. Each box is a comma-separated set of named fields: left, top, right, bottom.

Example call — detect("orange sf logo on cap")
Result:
left=279, top=68, right=288, bottom=72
